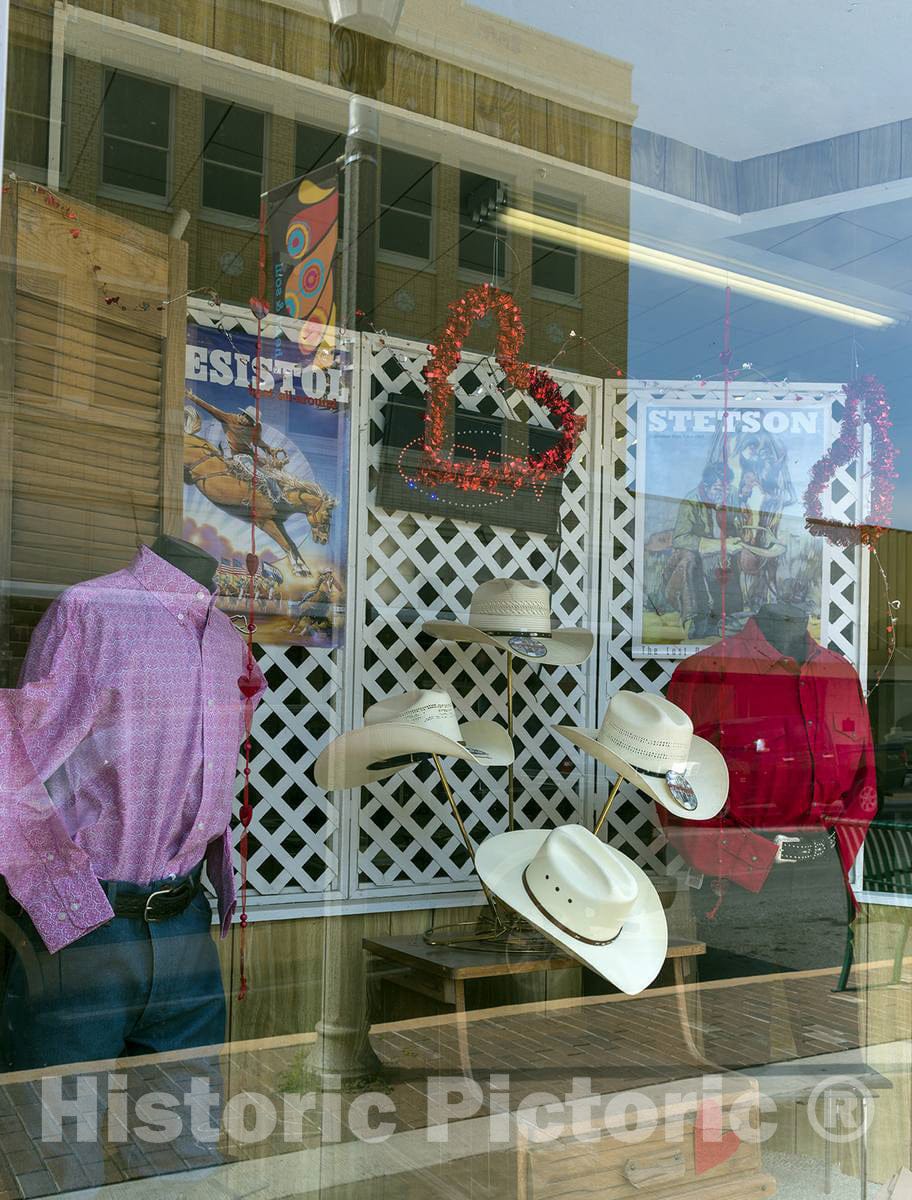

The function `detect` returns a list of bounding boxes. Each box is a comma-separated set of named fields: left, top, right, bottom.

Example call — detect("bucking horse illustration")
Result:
left=184, top=398, right=336, bottom=575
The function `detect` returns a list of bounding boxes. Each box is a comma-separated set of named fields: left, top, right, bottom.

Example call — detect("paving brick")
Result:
left=14, top=1169, right=56, bottom=1199
left=44, top=1155, right=90, bottom=1192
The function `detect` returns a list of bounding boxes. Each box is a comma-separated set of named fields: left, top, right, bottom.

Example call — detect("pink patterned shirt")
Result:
left=0, top=545, right=265, bottom=953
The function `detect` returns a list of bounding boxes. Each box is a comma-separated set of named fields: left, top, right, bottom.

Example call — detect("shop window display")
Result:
left=2, top=1, right=912, bottom=1199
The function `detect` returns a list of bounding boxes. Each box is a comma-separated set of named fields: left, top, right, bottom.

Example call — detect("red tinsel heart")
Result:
left=419, top=283, right=586, bottom=495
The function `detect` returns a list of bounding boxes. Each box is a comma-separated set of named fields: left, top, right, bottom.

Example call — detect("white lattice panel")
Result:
left=237, top=643, right=346, bottom=898
left=349, top=334, right=603, bottom=898
left=227, top=356, right=869, bottom=917
left=598, top=382, right=867, bottom=878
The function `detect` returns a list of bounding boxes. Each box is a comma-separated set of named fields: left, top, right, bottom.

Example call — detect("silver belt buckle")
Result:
left=774, top=834, right=800, bottom=864
left=144, top=887, right=173, bottom=922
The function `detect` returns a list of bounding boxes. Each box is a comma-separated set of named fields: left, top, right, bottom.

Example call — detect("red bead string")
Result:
left=804, top=375, right=898, bottom=548
left=235, top=227, right=270, bottom=1001
left=419, top=283, right=585, bottom=494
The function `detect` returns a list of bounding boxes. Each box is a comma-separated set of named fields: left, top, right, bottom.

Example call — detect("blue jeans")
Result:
left=0, top=877, right=226, bottom=1070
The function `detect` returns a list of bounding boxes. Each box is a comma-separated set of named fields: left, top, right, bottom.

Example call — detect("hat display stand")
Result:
left=419, top=639, right=568, bottom=957
left=594, top=774, right=624, bottom=836
left=422, top=737, right=557, bottom=957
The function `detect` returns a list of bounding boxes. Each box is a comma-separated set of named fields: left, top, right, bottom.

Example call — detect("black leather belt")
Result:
left=100, top=868, right=202, bottom=922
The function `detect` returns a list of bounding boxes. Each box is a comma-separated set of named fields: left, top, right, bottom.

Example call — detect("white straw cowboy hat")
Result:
left=423, top=578, right=594, bottom=666
left=476, top=824, right=667, bottom=994
left=314, top=688, right=514, bottom=790
left=554, top=691, right=728, bottom=821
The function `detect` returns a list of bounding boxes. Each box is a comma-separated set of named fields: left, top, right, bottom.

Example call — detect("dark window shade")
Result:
left=202, top=99, right=264, bottom=217
left=379, top=148, right=433, bottom=260
left=101, top=71, right=171, bottom=196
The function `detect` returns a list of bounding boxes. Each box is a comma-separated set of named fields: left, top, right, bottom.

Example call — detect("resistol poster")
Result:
left=183, top=308, right=347, bottom=647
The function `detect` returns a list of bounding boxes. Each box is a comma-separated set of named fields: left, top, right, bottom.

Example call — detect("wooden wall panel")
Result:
left=546, top=102, right=620, bottom=178
left=695, top=149, right=739, bottom=212
left=435, top=61, right=474, bottom=129
left=631, top=128, right=666, bottom=193
left=737, top=152, right=778, bottom=213
left=388, top=45, right=436, bottom=118
left=474, top=75, right=547, bottom=153
left=663, top=136, right=696, bottom=202
left=211, top=0, right=284, bottom=67
left=778, top=131, right=859, bottom=205
left=283, top=8, right=332, bottom=84
left=859, top=122, right=902, bottom=189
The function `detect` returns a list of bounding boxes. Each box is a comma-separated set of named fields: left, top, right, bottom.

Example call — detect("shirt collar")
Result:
left=130, top=544, right=213, bottom=623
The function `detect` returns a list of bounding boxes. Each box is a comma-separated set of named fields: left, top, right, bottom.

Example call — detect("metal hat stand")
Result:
left=420, top=638, right=573, bottom=956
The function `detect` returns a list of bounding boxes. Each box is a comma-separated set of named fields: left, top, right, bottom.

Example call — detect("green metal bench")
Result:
left=836, top=817, right=912, bottom=992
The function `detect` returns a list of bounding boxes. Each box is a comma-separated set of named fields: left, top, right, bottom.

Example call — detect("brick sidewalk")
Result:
left=0, top=964, right=883, bottom=1199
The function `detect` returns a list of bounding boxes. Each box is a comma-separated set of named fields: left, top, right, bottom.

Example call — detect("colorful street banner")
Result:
left=183, top=312, right=348, bottom=647
left=632, top=391, right=831, bottom=659
left=266, top=161, right=339, bottom=370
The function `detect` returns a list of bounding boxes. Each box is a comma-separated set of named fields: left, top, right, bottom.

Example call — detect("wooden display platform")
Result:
left=364, top=932, right=707, bottom=1071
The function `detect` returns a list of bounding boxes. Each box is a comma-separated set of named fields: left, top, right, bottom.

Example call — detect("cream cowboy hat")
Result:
left=476, top=824, right=667, bottom=994
left=314, top=688, right=514, bottom=790
left=554, top=691, right=728, bottom=821
left=423, top=578, right=594, bottom=666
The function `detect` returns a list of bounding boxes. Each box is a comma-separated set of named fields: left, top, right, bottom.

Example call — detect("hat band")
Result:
left=368, top=752, right=421, bottom=772
left=634, top=762, right=685, bottom=781
left=480, top=628, right=553, bottom=639
left=522, top=867, right=623, bottom=947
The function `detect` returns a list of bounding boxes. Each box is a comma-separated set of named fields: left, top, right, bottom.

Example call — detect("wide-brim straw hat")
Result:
left=424, top=577, right=593, bottom=666
left=315, top=688, right=514, bottom=790
left=476, top=824, right=667, bottom=994
left=554, top=691, right=728, bottom=821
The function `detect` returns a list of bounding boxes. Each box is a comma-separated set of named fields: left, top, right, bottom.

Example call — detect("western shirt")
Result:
left=0, top=545, right=265, bottom=953
left=661, top=618, right=877, bottom=895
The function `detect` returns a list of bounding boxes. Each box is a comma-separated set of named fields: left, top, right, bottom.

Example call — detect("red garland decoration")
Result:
left=804, top=375, right=898, bottom=547
left=419, top=283, right=585, bottom=494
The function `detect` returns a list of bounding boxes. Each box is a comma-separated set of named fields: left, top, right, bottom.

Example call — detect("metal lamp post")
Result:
left=306, top=0, right=403, bottom=1088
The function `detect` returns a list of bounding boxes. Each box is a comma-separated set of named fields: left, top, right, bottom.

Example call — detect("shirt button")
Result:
left=45, top=852, right=55, bottom=861
left=70, top=901, right=80, bottom=910
left=207, top=699, right=214, bottom=707
left=197, top=590, right=207, bottom=600
left=177, top=613, right=185, bottom=622
left=57, top=912, right=66, bottom=921
left=197, top=822, right=205, bottom=831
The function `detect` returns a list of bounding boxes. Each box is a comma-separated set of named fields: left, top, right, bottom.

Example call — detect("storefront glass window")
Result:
left=3, top=2, right=912, bottom=1199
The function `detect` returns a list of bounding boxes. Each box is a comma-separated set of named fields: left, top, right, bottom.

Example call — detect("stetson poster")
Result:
left=183, top=305, right=348, bottom=647
left=631, top=389, right=831, bottom=659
